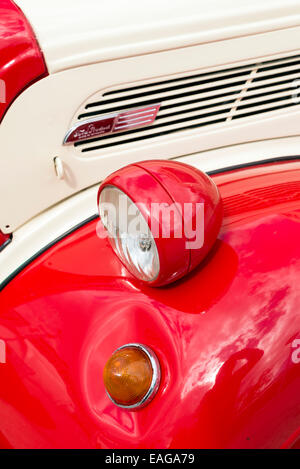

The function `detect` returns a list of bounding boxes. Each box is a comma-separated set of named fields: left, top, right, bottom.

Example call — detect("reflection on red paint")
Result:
left=0, top=0, right=47, bottom=122
left=0, top=230, right=10, bottom=250
left=0, top=160, right=300, bottom=448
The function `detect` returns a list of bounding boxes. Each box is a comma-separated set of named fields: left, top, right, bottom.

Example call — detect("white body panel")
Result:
left=1, top=27, right=300, bottom=233
left=1, top=135, right=300, bottom=286
left=15, top=0, right=300, bottom=73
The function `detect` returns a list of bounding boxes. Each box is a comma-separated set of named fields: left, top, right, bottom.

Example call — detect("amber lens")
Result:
left=103, top=346, right=153, bottom=406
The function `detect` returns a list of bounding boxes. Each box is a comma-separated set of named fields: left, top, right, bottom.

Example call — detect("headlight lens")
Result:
left=99, top=186, right=160, bottom=282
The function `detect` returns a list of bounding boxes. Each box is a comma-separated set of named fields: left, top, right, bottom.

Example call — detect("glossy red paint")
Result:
left=0, top=160, right=300, bottom=448
left=97, top=160, right=223, bottom=286
left=0, top=0, right=47, bottom=123
left=137, top=160, right=223, bottom=273
left=0, top=230, right=9, bottom=245
left=0, top=230, right=10, bottom=251
left=98, top=164, right=189, bottom=286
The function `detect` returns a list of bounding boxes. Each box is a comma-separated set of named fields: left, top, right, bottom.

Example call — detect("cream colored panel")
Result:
left=1, top=135, right=300, bottom=287
left=2, top=29, right=300, bottom=232
left=0, top=185, right=98, bottom=287
left=15, top=0, right=300, bottom=73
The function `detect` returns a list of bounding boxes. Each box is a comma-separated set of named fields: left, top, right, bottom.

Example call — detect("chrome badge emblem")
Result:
left=63, top=104, right=161, bottom=144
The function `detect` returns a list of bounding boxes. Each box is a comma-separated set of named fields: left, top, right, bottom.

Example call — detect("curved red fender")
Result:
left=0, top=0, right=47, bottom=122
left=1, top=160, right=300, bottom=448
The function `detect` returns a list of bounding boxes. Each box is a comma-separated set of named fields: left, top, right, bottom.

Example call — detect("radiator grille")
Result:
left=74, top=55, right=300, bottom=153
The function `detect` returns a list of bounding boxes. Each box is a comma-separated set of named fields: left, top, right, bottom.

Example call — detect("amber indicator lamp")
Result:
left=103, top=343, right=161, bottom=409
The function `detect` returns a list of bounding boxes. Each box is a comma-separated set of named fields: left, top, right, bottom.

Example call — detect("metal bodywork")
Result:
left=0, top=160, right=299, bottom=448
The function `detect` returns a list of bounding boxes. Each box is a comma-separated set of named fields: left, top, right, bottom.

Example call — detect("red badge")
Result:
left=64, top=104, right=161, bottom=144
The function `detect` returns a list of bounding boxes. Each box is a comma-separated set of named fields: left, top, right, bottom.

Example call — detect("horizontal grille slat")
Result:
left=242, top=83, right=296, bottom=100
left=232, top=102, right=297, bottom=120
left=253, top=67, right=300, bottom=83
left=96, top=69, right=253, bottom=103
left=102, top=63, right=258, bottom=97
left=237, top=89, right=297, bottom=108
left=78, top=87, right=243, bottom=119
left=76, top=107, right=232, bottom=149
left=247, top=71, right=300, bottom=90
left=156, top=99, right=237, bottom=121
left=85, top=78, right=247, bottom=111
left=81, top=118, right=226, bottom=152
left=72, top=54, right=300, bottom=153
left=101, top=55, right=300, bottom=98
left=236, top=95, right=295, bottom=112
left=258, top=58, right=300, bottom=73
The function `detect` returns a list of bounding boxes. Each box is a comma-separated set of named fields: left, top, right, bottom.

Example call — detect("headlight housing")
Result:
left=98, top=160, right=222, bottom=286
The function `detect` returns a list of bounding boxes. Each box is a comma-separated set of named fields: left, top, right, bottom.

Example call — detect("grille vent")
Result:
left=74, top=55, right=300, bottom=153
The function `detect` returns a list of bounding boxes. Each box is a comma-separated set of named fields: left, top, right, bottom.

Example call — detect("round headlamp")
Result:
left=99, top=186, right=160, bottom=282
left=98, top=160, right=222, bottom=286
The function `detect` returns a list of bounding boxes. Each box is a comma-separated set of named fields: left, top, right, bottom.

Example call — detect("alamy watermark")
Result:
left=98, top=194, right=205, bottom=250
left=0, top=79, right=6, bottom=104
left=291, top=339, right=300, bottom=364
left=0, top=340, right=6, bottom=364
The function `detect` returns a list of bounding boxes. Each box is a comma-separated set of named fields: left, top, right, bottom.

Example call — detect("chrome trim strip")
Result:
left=63, top=104, right=161, bottom=145
left=63, top=113, right=118, bottom=145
